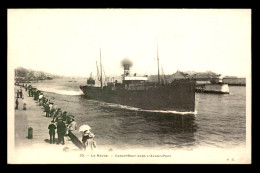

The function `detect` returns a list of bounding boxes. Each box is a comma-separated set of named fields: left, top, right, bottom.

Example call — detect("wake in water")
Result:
left=33, top=86, right=83, bottom=96
left=89, top=99, right=197, bottom=115
left=45, top=89, right=82, bottom=96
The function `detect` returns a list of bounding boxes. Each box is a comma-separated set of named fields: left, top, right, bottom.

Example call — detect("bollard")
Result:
left=23, top=103, right=27, bottom=110
left=28, top=127, right=33, bottom=139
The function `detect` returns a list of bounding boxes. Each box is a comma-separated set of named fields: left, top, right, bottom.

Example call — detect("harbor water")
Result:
left=30, top=78, right=246, bottom=151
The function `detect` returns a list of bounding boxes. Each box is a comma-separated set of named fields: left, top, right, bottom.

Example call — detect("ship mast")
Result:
left=96, top=61, right=100, bottom=80
left=100, top=48, right=103, bottom=88
left=157, top=41, right=160, bottom=84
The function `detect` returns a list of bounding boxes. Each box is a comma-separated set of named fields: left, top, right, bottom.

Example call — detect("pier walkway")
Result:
left=13, top=85, right=82, bottom=163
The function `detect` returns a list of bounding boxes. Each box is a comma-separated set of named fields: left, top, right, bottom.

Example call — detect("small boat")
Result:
left=195, top=75, right=229, bottom=94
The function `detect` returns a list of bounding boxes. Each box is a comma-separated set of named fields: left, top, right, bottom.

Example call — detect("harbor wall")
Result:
left=223, top=78, right=246, bottom=86
left=148, top=74, right=246, bottom=86
left=68, top=131, right=83, bottom=150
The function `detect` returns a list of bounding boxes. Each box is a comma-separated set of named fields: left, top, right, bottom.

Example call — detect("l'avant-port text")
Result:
left=114, top=154, right=171, bottom=157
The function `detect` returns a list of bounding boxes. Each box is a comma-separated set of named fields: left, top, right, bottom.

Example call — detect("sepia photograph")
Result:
left=7, top=9, right=251, bottom=164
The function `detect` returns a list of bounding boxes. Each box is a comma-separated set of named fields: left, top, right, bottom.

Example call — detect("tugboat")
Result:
left=80, top=48, right=196, bottom=113
left=195, top=74, right=229, bottom=94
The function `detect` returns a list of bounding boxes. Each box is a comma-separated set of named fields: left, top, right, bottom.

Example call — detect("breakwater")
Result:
left=223, top=78, right=246, bottom=86
left=193, top=78, right=246, bottom=86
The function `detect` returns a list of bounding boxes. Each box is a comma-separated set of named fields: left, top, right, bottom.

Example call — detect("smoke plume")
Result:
left=120, top=58, right=133, bottom=67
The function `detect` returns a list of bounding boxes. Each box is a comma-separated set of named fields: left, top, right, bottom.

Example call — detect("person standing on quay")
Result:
left=41, top=95, right=46, bottom=106
left=66, top=115, right=74, bottom=125
left=52, top=104, right=58, bottom=117
left=38, top=93, right=43, bottom=105
left=68, top=118, right=77, bottom=134
left=67, top=118, right=77, bottom=136
left=57, top=118, right=66, bottom=145
left=28, top=87, right=32, bottom=97
left=19, top=88, right=23, bottom=98
left=82, top=129, right=96, bottom=151
left=53, top=108, right=61, bottom=122
left=30, top=88, right=33, bottom=97
left=43, top=99, right=48, bottom=114
left=48, top=120, right=56, bottom=144
left=62, top=111, right=67, bottom=122
left=45, top=102, right=51, bottom=117
left=50, top=103, right=56, bottom=117
left=48, top=102, right=53, bottom=117
left=16, top=89, right=20, bottom=98
left=23, top=103, right=26, bottom=110
left=29, top=87, right=33, bottom=97
left=34, top=90, right=39, bottom=101
left=31, top=88, right=35, bottom=97
left=15, top=98, right=19, bottom=109
left=27, top=85, right=32, bottom=96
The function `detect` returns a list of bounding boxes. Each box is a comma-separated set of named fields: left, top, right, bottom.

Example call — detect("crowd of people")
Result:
left=15, top=86, right=26, bottom=110
left=16, top=88, right=23, bottom=99
left=15, top=83, right=96, bottom=150
left=24, top=84, right=78, bottom=145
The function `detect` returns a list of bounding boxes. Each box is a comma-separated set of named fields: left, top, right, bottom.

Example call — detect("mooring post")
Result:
left=28, top=127, right=33, bottom=139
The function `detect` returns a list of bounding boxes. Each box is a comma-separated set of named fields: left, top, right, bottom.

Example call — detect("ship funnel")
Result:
left=123, top=64, right=130, bottom=76
left=121, top=58, right=133, bottom=77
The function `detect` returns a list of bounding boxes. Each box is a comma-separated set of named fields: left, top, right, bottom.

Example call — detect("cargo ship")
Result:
left=80, top=48, right=196, bottom=113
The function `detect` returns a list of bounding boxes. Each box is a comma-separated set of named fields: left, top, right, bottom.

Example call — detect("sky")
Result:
left=8, top=9, right=251, bottom=77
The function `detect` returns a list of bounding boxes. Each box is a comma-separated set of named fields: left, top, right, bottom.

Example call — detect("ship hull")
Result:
left=80, top=80, right=196, bottom=112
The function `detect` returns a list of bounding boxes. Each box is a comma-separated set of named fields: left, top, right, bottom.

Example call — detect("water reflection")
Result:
left=98, top=104, right=198, bottom=149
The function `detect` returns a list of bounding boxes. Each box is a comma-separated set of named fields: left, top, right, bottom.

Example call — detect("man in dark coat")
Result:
left=16, top=90, right=20, bottom=98
left=28, top=86, right=32, bottom=97
left=62, top=111, right=67, bottom=122
left=48, top=120, right=56, bottom=144
left=44, top=103, right=49, bottom=117
left=41, top=96, right=46, bottom=106
left=15, top=99, right=19, bottom=109
left=34, top=90, right=39, bottom=100
left=57, top=118, right=66, bottom=145
left=19, top=88, right=23, bottom=98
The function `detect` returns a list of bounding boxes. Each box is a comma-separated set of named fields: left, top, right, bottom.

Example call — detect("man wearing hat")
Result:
left=38, top=93, right=44, bottom=105
left=53, top=108, right=62, bottom=122
left=57, top=117, right=66, bottom=145
left=15, top=98, right=19, bottom=109
left=62, top=111, right=67, bottom=122
left=51, top=104, right=57, bottom=117
left=48, top=120, right=56, bottom=144
left=48, top=102, right=53, bottom=117
left=45, top=102, right=51, bottom=117
left=66, top=115, right=75, bottom=125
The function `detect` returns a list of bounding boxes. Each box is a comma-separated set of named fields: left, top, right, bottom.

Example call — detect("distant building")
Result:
left=15, top=77, right=26, bottom=83
left=46, top=76, right=53, bottom=80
